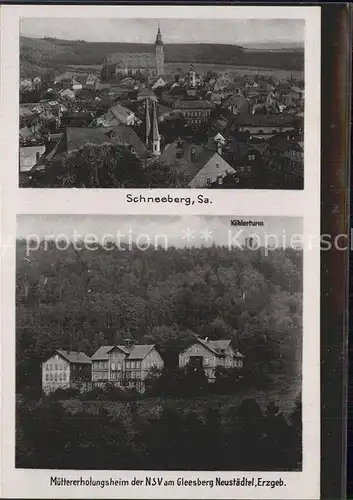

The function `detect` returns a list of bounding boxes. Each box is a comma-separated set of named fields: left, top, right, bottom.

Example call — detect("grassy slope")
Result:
left=20, top=36, right=304, bottom=78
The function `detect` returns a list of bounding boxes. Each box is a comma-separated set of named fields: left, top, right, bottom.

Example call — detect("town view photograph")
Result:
left=16, top=214, right=303, bottom=471
left=19, top=17, right=304, bottom=189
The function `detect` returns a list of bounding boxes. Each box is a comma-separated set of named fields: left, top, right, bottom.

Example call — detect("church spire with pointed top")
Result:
left=151, top=100, right=161, bottom=156
left=155, top=23, right=164, bottom=75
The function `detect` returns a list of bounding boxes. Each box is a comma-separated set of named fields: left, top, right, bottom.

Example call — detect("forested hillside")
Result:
left=16, top=241, right=302, bottom=393
left=20, top=36, right=304, bottom=77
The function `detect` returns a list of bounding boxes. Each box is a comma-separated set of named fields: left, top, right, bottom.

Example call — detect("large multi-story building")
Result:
left=179, top=337, right=244, bottom=381
left=41, top=350, right=92, bottom=394
left=172, top=99, right=214, bottom=126
left=101, top=25, right=164, bottom=81
left=91, top=340, right=164, bottom=392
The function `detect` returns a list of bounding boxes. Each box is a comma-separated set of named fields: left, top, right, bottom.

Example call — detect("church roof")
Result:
left=105, top=52, right=156, bottom=69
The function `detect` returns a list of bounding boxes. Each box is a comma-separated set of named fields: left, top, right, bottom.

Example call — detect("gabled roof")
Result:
left=49, top=125, right=149, bottom=160
left=91, top=344, right=155, bottom=361
left=137, top=87, right=157, bottom=100
left=56, top=349, right=91, bottom=364
left=91, top=345, right=128, bottom=360
left=196, top=337, right=231, bottom=355
left=126, top=344, right=155, bottom=360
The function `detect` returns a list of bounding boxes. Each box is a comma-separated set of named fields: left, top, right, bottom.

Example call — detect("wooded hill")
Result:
left=16, top=241, right=303, bottom=394
left=20, top=36, right=304, bottom=78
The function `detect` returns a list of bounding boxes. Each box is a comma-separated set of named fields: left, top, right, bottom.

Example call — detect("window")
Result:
left=50, top=373, right=53, bottom=381
left=46, top=374, right=49, bottom=381
left=49, top=364, right=53, bottom=370
left=204, top=357, right=209, bottom=366
left=63, top=373, right=66, bottom=381
left=59, top=373, right=62, bottom=381
left=206, top=178, right=211, bottom=186
left=54, top=374, right=57, bottom=381
left=55, top=364, right=58, bottom=370
left=136, top=361, right=141, bottom=369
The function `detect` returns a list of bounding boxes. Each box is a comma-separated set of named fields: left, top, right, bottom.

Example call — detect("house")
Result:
left=267, top=133, right=303, bottom=163
left=189, top=151, right=236, bottom=188
left=85, top=73, right=100, bottom=89
left=96, top=103, right=140, bottom=127
left=179, top=337, right=244, bottom=381
left=19, top=145, right=46, bottom=172
left=42, top=349, right=92, bottom=394
left=228, top=114, right=300, bottom=139
left=159, top=139, right=235, bottom=188
left=72, top=79, right=83, bottom=91
left=43, top=124, right=149, bottom=164
left=91, top=341, right=164, bottom=392
left=223, top=93, right=250, bottom=115
left=152, top=77, right=166, bottom=90
left=60, top=88, right=76, bottom=100
left=172, top=99, right=214, bottom=125
left=137, top=86, right=157, bottom=102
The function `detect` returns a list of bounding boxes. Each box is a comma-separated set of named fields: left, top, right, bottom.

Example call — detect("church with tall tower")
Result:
left=102, top=24, right=164, bottom=81
left=155, top=24, right=164, bottom=76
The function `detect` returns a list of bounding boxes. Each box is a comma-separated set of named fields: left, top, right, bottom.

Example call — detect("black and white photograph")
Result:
left=19, top=17, right=304, bottom=189
left=16, top=215, right=303, bottom=472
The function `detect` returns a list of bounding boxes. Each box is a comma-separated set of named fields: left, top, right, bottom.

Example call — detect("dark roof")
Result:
left=105, top=52, right=155, bottom=69
left=229, top=114, right=298, bottom=127
left=91, top=344, right=155, bottom=361
left=173, top=99, right=214, bottom=110
left=267, top=133, right=303, bottom=152
left=160, top=141, right=216, bottom=181
left=48, top=125, right=149, bottom=160
left=56, top=350, right=91, bottom=364
left=127, top=344, right=155, bottom=360
left=91, top=345, right=128, bottom=360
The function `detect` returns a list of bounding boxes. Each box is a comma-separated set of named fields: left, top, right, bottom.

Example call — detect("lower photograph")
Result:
left=16, top=214, right=302, bottom=472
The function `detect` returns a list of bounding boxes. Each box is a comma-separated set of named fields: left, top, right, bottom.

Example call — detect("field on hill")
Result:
left=20, top=36, right=304, bottom=78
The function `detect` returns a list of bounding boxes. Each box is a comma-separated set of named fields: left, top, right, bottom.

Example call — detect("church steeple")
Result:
left=155, top=23, right=164, bottom=76
left=151, top=100, right=161, bottom=156
left=155, top=23, right=163, bottom=46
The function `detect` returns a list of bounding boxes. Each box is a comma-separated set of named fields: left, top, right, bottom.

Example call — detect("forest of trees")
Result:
left=16, top=396, right=302, bottom=470
left=16, top=241, right=302, bottom=394
left=16, top=242, right=302, bottom=470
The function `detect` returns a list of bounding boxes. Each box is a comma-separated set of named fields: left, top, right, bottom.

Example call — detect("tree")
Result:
left=144, top=159, right=189, bottom=188
left=29, top=143, right=147, bottom=188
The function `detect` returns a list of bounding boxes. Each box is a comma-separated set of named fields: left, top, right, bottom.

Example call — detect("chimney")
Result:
left=35, top=152, right=41, bottom=164
left=216, top=141, right=222, bottom=156
left=190, top=146, right=197, bottom=163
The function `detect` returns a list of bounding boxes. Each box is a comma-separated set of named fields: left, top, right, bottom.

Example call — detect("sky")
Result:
left=17, top=215, right=303, bottom=250
left=20, top=18, right=304, bottom=46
